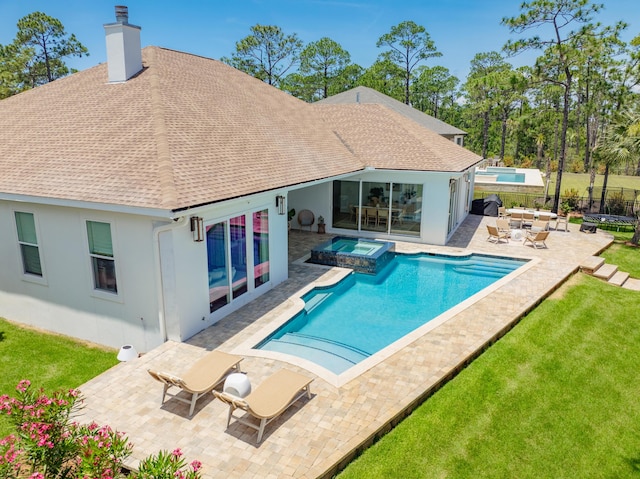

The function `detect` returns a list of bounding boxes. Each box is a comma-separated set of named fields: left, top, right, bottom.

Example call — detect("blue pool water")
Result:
left=476, top=172, right=525, bottom=183
left=255, top=253, right=526, bottom=374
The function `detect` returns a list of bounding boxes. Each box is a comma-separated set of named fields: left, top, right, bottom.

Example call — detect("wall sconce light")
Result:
left=276, top=195, right=286, bottom=215
left=117, top=344, right=138, bottom=361
left=190, top=216, right=204, bottom=242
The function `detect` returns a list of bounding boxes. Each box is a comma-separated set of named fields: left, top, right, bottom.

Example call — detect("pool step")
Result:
left=454, top=260, right=520, bottom=277
left=260, top=333, right=370, bottom=374
left=304, top=292, right=332, bottom=314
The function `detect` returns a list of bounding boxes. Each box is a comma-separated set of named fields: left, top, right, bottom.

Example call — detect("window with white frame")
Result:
left=15, top=212, right=42, bottom=276
left=86, top=221, right=117, bottom=293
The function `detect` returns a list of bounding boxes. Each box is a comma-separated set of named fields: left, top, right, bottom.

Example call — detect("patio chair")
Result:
left=377, top=208, right=389, bottom=227
left=523, top=230, right=550, bottom=249
left=522, top=211, right=535, bottom=229
left=147, top=350, right=243, bottom=417
left=498, top=206, right=506, bottom=218
left=530, top=219, right=549, bottom=232
left=496, top=218, right=511, bottom=236
left=365, top=207, right=378, bottom=226
left=297, top=210, right=315, bottom=231
left=213, top=369, right=313, bottom=443
left=553, top=214, right=569, bottom=232
left=509, top=211, right=523, bottom=229
left=391, top=207, right=405, bottom=225
left=487, top=224, right=509, bottom=244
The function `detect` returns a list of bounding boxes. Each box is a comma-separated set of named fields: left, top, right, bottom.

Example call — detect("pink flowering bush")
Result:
left=132, top=448, right=202, bottom=479
left=0, top=381, right=202, bottom=479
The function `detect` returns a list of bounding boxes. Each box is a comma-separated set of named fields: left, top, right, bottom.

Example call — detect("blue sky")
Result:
left=1, top=0, right=639, bottom=82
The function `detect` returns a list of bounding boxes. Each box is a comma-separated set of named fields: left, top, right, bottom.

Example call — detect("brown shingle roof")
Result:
left=0, top=47, right=363, bottom=211
left=315, top=104, right=482, bottom=172
left=317, top=86, right=467, bottom=136
left=0, top=47, right=481, bottom=212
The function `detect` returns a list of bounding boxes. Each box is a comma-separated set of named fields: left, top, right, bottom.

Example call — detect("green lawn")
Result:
left=0, top=318, right=119, bottom=437
left=547, top=172, right=640, bottom=196
left=600, top=242, right=640, bottom=278
left=338, top=274, right=640, bottom=478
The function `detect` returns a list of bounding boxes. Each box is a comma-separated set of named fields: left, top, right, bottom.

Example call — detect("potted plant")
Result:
left=317, top=215, right=325, bottom=234
left=287, top=208, right=295, bottom=231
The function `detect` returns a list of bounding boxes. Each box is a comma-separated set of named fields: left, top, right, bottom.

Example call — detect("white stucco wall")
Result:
left=0, top=191, right=291, bottom=352
left=0, top=201, right=162, bottom=352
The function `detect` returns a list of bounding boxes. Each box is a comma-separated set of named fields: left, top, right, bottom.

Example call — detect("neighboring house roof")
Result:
left=316, top=104, right=481, bottom=172
left=0, top=47, right=363, bottom=212
left=316, top=86, right=466, bottom=137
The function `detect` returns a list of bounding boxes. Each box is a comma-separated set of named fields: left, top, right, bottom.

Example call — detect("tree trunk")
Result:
left=552, top=76, right=572, bottom=213
left=500, top=111, right=507, bottom=160
left=630, top=221, right=640, bottom=245
left=587, top=166, right=596, bottom=213
left=599, top=163, right=609, bottom=214
left=482, top=111, right=490, bottom=159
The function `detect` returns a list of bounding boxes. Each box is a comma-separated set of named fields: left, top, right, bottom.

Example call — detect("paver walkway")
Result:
left=80, top=215, right=613, bottom=479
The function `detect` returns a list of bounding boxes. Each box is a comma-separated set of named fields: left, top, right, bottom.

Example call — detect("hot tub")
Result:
left=309, top=236, right=395, bottom=274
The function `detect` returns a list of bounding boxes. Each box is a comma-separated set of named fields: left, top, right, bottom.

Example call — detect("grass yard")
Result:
left=0, top=318, right=119, bottom=437
left=600, top=242, right=640, bottom=278
left=337, top=274, right=640, bottom=478
left=547, top=172, right=640, bottom=195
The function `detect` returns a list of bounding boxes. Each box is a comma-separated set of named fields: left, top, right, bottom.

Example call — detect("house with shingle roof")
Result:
left=0, top=7, right=482, bottom=352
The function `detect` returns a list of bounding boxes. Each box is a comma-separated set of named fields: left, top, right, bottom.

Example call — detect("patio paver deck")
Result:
left=79, top=215, right=613, bottom=478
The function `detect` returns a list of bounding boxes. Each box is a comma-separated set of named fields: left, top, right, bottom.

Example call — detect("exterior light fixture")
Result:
left=117, top=344, right=138, bottom=361
left=190, top=216, right=204, bottom=242
left=276, top=195, right=286, bottom=215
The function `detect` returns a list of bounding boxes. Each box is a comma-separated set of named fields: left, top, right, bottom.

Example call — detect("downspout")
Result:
left=153, top=216, right=188, bottom=342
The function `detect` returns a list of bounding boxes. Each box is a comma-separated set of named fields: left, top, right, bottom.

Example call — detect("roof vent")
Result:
left=104, top=5, right=142, bottom=83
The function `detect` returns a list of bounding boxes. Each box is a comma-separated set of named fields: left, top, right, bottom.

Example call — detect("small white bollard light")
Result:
left=117, top=344, right=138, bottom=361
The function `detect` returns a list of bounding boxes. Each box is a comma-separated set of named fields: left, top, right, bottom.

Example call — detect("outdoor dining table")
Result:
left=506, top=208, right=558, bottom=219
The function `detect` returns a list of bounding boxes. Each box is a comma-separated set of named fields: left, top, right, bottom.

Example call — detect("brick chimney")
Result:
left=103, top=6, right=142, bottom=82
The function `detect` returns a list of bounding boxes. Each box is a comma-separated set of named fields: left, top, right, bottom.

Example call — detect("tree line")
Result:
left=2, top=1, right=640, bottom=215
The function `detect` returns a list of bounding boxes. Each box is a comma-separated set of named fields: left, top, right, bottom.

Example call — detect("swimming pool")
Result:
left=476, top=171, right=525, bottom=183
left=255, top=253, right=526, bottom=375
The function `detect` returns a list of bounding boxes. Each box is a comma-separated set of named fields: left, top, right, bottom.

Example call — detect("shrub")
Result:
left=607, top=192, right=627, bottom=215
left=0, top=381, right=203, bottom=479
left=562, top=188, right=581, bottom=210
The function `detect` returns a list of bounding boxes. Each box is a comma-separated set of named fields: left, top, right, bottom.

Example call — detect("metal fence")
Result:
left=474, top=187, right=640, bottom=217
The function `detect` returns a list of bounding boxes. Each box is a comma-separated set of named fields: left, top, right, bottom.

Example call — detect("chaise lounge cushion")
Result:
left=148, top=350, right=243, bottom=417
left=214, top=369, right=313, bottom=443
